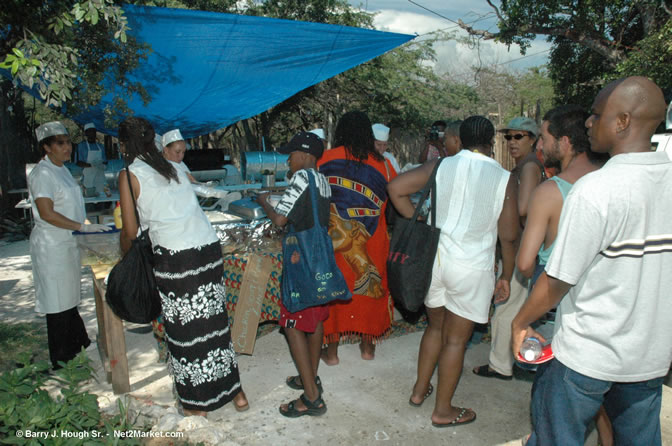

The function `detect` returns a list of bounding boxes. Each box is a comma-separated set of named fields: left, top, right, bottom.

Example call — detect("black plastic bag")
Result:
left=105, top=166, right=161, bottom=324
left=106, top=229, right=161, bottom=323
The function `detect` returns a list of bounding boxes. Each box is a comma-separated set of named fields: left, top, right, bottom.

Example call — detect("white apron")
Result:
left=81, top=141, right=106, bottom=193
left=29, top=157, right=86, bottom=314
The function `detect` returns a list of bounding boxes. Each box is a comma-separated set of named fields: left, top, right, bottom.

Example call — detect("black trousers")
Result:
left=46, top=307, right=91, bottom=369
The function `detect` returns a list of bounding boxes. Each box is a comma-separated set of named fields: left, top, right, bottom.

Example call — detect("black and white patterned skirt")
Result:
left=153, top=241, right=241, bottom=412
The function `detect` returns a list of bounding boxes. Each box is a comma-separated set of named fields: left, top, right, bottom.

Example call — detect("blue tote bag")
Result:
left=281, top=171, right=352, bottom=313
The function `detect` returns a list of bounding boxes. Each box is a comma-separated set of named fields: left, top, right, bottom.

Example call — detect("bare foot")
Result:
left=320, top=348, right=339, bottom=366
left=182, top=408, right=207, bottom=417
left=233, top=390, right=249, bottom=412
left=359, top=342, right=375, bottom=360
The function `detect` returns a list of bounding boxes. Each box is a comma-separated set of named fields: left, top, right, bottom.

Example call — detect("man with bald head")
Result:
left=511, top=77, right=672, bottom=445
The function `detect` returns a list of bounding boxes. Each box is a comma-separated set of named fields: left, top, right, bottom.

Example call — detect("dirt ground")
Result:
left=1, top=238, right=670, bottom=446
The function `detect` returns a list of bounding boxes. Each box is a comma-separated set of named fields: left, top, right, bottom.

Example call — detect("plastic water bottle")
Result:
left=520, top=337, right=542, bottom=362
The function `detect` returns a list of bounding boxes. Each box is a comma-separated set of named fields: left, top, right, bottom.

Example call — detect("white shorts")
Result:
left=424, top=255, right=495, bottom=324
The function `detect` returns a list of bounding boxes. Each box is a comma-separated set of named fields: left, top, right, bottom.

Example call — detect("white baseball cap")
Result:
left=84, top=122, right=96, bottom=131
left=162, top=129, right=184, bottom=148
left=308, top=128, right=325, bottom=140
left=35, top=121, right=68, bottom=141
left=372, top=123, right=390, bottom=142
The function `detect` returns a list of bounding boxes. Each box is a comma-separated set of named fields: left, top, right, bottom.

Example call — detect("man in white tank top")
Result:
left=388, top=116, right=518, bottom=427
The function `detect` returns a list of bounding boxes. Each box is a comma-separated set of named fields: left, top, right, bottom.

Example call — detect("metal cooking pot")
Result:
left=241, top=151, right=289, bottom=182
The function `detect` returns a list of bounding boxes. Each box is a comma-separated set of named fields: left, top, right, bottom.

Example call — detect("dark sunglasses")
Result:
left=504, top=134, right=529, bottom=141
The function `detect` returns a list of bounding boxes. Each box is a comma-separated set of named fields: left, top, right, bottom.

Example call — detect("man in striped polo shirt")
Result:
left=512, top=76, right=672, bottom=446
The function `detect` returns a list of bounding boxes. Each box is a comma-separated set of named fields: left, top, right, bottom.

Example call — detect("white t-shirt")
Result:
left=129, top=158, right=218, bottom=251
left=546, top=151, right=672, bottom=382
left=432, top=150, right=510, bottom=270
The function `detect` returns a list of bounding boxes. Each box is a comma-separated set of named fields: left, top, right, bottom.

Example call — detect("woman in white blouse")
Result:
left=118, top=117, right=248, bottom=417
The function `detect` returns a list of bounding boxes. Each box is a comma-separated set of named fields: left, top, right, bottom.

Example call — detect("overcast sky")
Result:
left=348, top=0, right=551, bottom=76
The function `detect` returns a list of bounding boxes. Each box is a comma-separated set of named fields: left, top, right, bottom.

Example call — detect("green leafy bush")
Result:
left=0, top=352, right=140, bottom=445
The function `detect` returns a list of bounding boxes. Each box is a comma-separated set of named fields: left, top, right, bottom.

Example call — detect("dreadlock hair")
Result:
left=118, top=117, right=179, bottom=183
left=460, top=116, right=494, bottom=150
left=333, top=111, right=383, bottom=162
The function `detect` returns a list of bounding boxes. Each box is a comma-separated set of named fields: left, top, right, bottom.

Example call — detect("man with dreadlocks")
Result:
left=317, top=111, right=397, bottom=365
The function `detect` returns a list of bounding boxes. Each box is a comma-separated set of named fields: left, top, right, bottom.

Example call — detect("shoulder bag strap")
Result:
left=306, top=170, right=320, bottom=229
left=408, top=158, right=444, bottom=226
left=124, top=165, right=143, bottom=231
left=429, top=158, right=443, bottom=228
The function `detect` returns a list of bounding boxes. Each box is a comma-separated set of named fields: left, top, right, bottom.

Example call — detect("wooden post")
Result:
left=91, top=265, right=130, bottom=394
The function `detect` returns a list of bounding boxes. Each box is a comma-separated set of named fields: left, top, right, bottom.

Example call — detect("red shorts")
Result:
left=279, top=301, right=330, bottom=333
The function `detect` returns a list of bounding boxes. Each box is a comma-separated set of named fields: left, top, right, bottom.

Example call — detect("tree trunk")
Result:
left=240, top=119, right=257, bottom=151
left=0, top=81, right=35, bottom=215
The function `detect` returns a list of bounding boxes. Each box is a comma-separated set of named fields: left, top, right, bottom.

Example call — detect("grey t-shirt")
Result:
left=546, top=152, right=672, bottom=382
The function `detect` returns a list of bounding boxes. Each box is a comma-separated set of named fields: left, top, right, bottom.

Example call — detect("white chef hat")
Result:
left=154, top=134, right=163, bottom=152
left=35, top=121, right=68, bottom=142
left=162, top=129, right=184, bottom=148
left=308, top=128, right=325, bottom=140
left=84, top=122, right=96, bottom=131
left=372, top=123, right=390, bottom=142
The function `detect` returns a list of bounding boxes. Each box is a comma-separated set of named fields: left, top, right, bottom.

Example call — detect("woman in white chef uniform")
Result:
left=161, top=129, right=197, bottom=183
left=29, top=121, right=111, bottom=370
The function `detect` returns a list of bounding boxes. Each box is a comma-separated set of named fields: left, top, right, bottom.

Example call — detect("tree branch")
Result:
left=457, top=19, right=498, bottom=39
left=456, top=19, right=627, bottom=64
left=486, top=0, right=505, bottom=22
left=662, top=0, right=672, bottom=16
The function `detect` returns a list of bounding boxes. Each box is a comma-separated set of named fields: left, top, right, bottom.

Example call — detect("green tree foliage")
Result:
left=1, top=0, right=149, bottom=110
left=458, top=0, right=672, bottom=107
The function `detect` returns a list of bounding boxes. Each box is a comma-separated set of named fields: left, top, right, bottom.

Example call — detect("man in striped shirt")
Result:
left=512, top=77, right=672, bottom=446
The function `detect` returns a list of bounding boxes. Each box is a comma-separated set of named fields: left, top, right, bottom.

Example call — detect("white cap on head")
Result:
left=372, top=123, right=390, bottom=142
left=162, top=129, right=184, bottom=148
left=84, top=122, right=96, bottom=131
left=154, top=134, right=163, bottom=152
left=308, top=128, right=325, bottom=140
left=36, top=121, right=68, bottom=141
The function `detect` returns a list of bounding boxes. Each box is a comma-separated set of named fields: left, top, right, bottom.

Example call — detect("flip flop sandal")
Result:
left=432, top=407, right=477, bottom=428
left=409, top=383, right=434, bottom=407
left=285, top=375, right=324, bottom=394
left=279, top=394, right=327, bottom=418
left=472, top=364, right=513, bottom=381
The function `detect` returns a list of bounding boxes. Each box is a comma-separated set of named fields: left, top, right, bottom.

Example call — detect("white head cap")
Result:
left=84, top=122, right=96, bottom=131
left=162, top=129, right=184, bottom=148
left=154, top=134, right=163, bottom=152
left=308, top=128, right=325, bottom=140
left=372, top=123, right=390, bottom=142
left=36, top=121, right=68, bottom=142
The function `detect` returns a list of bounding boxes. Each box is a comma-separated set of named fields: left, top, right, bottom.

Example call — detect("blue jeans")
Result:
left=527, top=359, right=664, bottom=446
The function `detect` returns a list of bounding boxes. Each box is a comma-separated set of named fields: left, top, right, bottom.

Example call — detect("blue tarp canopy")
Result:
left=66, top=4, right=413, bottom=137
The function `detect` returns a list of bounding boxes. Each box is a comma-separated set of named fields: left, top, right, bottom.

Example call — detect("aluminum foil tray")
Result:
left=228, top=197, right=266, bottom=220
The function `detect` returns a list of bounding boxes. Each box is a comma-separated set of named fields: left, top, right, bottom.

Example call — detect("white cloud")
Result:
left=371, top=9, right=551, bottom=76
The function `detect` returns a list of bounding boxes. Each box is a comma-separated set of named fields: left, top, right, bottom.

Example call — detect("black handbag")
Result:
left=387, top=159, right=444, bottom=313
left=105, top=167, right=162, bottom=324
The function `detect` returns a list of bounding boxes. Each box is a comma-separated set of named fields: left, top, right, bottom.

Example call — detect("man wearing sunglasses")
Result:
left=473, top=116, right=544, bottom=381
